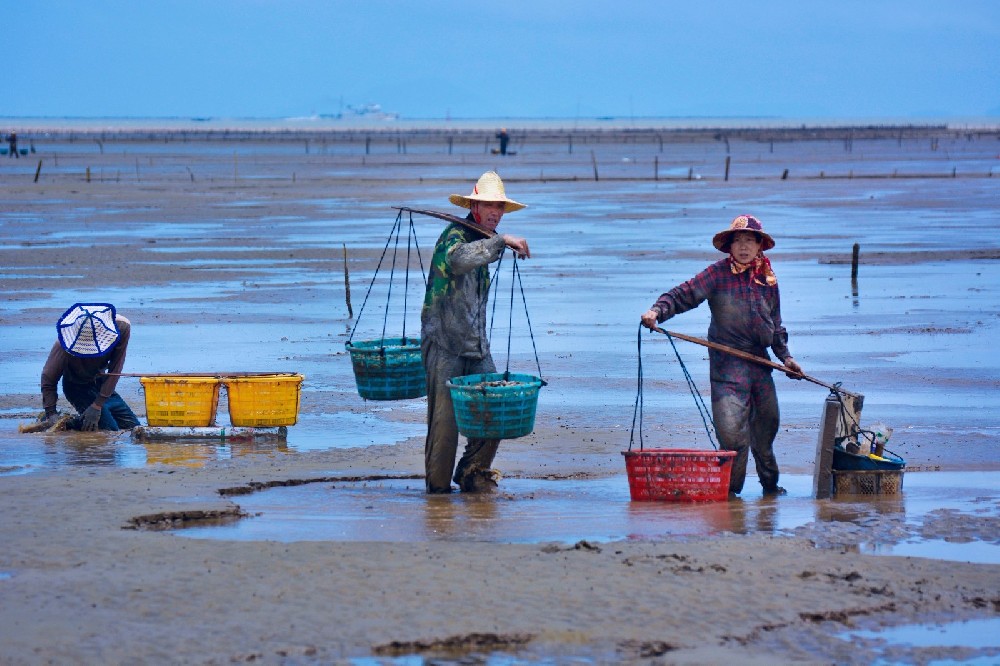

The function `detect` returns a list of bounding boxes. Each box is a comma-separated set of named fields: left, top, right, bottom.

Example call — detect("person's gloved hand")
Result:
left=81, top=405, right=102, bottom=431
left=38, top=409, right=60, bottom=428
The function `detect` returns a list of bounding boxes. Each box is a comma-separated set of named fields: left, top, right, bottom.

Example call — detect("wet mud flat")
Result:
left=0, top=126, right=999, bottom=663
left=2, top=460, right=1000, bottom=664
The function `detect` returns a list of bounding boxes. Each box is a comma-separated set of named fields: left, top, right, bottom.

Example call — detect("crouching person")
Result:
left=40, top=303, right=139, bottom=431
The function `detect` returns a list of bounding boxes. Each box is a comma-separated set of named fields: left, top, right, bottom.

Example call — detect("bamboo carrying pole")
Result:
left=391, top=206, right=496, bottom=238
left=653, top=327, right=851, bottom=394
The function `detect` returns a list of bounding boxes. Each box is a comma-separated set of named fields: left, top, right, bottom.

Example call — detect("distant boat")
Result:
left=319, top=103, right=399, bottom=121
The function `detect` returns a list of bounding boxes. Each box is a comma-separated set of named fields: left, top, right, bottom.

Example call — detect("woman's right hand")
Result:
left=640, top=309, right=660, bottom=330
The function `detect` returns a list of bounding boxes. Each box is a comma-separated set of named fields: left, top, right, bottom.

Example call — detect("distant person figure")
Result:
left=39, top=303, right=140, bottom=431
left=495, top=127, right=509, bottom=155
left=640, top=215, right=803, bottom=497
left=6, top=131, right=18, bottom=158
left=421, top=171, right=530, bottom=493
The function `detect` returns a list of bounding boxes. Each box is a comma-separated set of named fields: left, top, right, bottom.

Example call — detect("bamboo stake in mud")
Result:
left=343, top=243, right=353, bottom=318
left=86, top=166, right=90, bottom=183
left=654, top=156, right=659, bottom=181
left=851, top=243, right=860, bottom=279
left=724, top=156, right=731, bottom=181
left=34, top=160, right=42, bottom=183
left=591, top=150, right=599, bottom=181
left=781, top=168, right=789, bottom=180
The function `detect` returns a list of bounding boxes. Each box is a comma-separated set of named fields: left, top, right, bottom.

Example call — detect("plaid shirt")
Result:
left=652, top=258, right=791, bottom=363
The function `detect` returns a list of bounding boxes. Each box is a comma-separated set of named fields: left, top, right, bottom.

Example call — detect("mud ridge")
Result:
left=217, top=473, right=424, bottom=496
left=372, top=632, right=534, bottom=657
left=126, top=507, right=249, bottom=531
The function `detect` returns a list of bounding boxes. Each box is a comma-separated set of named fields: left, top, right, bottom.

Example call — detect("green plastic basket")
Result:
left=346, top=337, right=426, bottom=400
left=447, top=372, right=543, bottom=439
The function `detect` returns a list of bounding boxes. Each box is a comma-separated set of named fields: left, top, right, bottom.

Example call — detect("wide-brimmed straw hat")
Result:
left=57, top=303, right=119, bottom=357
left=712, top=214, right=775, bottom=252
left=448, top=171, right=526, bottom=213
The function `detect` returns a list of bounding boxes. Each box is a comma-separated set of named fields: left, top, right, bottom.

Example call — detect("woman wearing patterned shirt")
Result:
left=640, top=215, right=803, bottom=497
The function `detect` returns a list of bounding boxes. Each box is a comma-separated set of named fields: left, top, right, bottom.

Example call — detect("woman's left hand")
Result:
left=783, top=357, right=803, bottom=379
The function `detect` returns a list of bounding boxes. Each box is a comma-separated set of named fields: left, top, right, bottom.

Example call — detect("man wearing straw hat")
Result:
left=421, top=171, right=530, bottom=493
left=38, top=303, right=139, bottom=431
left=640, top=215, right=803, bottom=497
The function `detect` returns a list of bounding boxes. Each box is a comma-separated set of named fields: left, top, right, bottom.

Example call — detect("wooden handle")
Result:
left=654, top=327, right=849, bottom=394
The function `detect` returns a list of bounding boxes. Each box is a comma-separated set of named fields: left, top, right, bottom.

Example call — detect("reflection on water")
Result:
left=176, top=472, right=1000, bottom=567
left=0, top=427, right=293, bottom=472
left=178, top=474, right=812, bottom=544
left=0, top=409, right=421, bottom=474
left=39, top=431, right=147, bottom=468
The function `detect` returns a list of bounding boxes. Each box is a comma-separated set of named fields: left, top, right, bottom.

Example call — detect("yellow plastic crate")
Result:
left=140, top=376, right=221, bottom=427
left=223, top=374, right=304, bottom=426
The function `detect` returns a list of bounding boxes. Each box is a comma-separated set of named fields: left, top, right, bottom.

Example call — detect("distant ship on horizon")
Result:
left=318, top=103, right=399, bottom=121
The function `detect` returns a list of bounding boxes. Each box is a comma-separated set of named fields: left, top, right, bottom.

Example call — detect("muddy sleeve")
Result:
left=650, top=267, right=715, bottom=322
left=769, top=288, right=791, bottom=362
left=446, top=234, right=506, bottom=275
left=40, top=342, right=65, bottom=412
left=95, top=317, right=130, bottom=407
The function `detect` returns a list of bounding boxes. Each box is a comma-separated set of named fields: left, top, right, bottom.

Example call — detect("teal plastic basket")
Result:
left=447, top=372, right=543, bottom=439
left=833, top=446, right=905, bottom=471
left=346, top=337, right=426, bottom=400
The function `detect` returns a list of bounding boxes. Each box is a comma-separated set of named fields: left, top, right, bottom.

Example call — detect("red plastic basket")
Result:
left=622, top=449, right=737, bottom=502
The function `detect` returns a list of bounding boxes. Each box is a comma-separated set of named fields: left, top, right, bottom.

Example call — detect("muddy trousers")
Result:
left=422, top=339, right=500, bottom=493
left=710, top=358, right=780, bottom=494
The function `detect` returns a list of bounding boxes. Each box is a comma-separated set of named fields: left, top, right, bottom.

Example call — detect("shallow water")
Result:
left=175, top=471, right=1000, bottom=565
left=841, top=618, right=1000, bottom=665
left=0, top=408, right=423, bottom=473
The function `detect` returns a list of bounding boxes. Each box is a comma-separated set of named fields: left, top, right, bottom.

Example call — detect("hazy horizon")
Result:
left=9, top=1, right=1000, bottom=122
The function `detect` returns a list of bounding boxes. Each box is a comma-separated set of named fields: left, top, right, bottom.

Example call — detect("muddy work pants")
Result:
left=710, top=355, right=780, bottom=494
left=422, top=339, right=500, bottom=493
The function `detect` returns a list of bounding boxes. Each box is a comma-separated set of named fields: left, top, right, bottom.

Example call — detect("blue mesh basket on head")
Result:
left=57, top=303, right=119, bottom=357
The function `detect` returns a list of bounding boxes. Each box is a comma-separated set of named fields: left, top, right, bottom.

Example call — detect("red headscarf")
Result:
left=729, top=252, right=777, bottom=287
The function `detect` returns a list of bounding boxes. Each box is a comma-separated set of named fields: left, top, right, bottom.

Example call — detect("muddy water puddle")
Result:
left=175, top=472, right=1000, bottom=563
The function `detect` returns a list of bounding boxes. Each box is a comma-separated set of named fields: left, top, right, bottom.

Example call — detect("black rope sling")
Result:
left=347, top=210, right=426, bottom=346
left=487, top=251, right=545, bottom=384
left=629, top=324, right=718, bottom=451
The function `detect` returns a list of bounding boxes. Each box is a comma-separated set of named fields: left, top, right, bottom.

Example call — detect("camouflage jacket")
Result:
left=421, top=220, right=506, bottom=358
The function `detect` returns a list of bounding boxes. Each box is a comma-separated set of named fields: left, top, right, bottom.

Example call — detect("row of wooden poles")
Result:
left=27, top=156, right=994, bottom=185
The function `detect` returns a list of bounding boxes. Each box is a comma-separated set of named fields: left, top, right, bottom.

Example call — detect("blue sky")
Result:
left=8, top=1, right=1000, bottom=120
